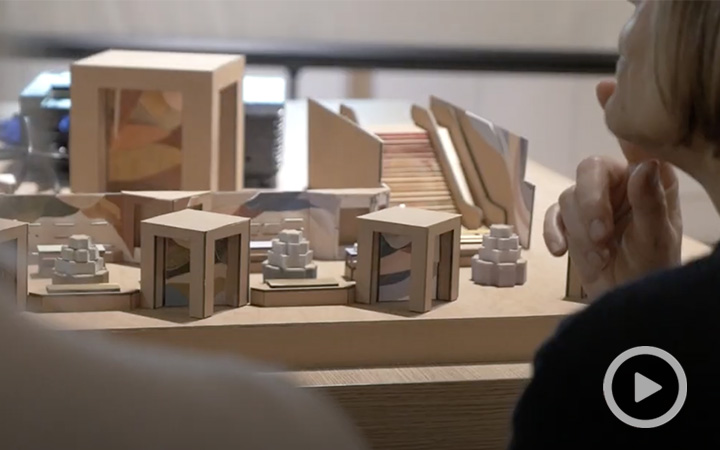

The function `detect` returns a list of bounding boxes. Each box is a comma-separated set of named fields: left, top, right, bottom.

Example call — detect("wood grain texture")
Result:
left=289, top=363, right=530, bottom=450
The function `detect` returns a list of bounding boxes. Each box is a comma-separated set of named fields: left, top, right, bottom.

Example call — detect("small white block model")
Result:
left=262, top=229, right=317, bottom=281
left=471, top=225, right=527, bottom=287
left=51, top=234, right=110, bottom=285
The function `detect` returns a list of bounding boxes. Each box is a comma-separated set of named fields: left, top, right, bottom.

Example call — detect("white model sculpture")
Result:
left=262, top=229, right=317, bottom=281
left=471, top=225, right=527, bottom=287
left=52, top=234, right=109, bottom=284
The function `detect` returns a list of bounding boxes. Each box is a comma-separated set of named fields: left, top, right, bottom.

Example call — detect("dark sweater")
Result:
left=508, top=244, right=720, bottom=449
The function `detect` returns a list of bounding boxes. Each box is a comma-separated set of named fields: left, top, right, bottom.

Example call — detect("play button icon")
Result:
left=634, top=372, right=661, bottom=403
left=603, top=346, right=687, bottom=428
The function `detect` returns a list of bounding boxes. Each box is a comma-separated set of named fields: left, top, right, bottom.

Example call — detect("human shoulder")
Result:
left=509, top=252, right=720, bottom=448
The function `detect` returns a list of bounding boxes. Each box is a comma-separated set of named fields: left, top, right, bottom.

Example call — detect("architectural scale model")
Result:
left=471, top=224, right=527, bottom=287
left=3, top=47, right=709, bottom=450
left=355, top=205, right=461, bottom=313
left=51, top=234, right=109, bottom=285
left=262, top=229, right=317, bottom=281
left=0, top=47, right=569, bottom=375
left=140, top=208, right=251, bottom=319
left=70, top=49, right=245, bottom=193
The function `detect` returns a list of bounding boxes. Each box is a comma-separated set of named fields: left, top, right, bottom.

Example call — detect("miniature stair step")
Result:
left=390, top=190, right=455, bottom=199
left=383, top=149, right=437, bottom=156
left=384, top=183, right=451, bottom=192
left=388, top=195, right=455, bottom=204
left=389, top=196, right=454, bottom=205
left=381, top=130, right=459, bottom=216
left=382, top=176, right=446, bottom=183
left=383, top=156, right=440, bottom=167
left=383, top=165, right=441, bottom=171
left=383, top=162, right=439, bottom=167
left=382, top=164, right=442, bottom=171
left=388, top=186, right=453, bottom=194
left=382, top=171, right=444, bottom=179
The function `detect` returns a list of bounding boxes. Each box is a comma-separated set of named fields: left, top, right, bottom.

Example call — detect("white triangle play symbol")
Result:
left=635, top=372, right=662, bottom=403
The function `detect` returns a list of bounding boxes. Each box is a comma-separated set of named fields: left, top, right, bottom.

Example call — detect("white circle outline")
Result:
left=603, top=346, right=687, bottom=429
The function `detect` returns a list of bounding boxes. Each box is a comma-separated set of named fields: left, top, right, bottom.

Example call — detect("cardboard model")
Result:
left=355, top=206, right=461, bottom=313
left=430, top=96, right=535, bottom=249
left=70, top=50, right=245, bottom=193
left=51, top=234, right=109, bottom=285
left=140, top=209, right=250, bottom=319
left=0, top=218, right=28, bottom=309
left=471, top=225, right=527, bottom=287
left=121, top=190, right=212, bottom=254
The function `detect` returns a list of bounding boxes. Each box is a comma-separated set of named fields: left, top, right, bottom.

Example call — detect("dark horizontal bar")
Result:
left=0, top=33, right=619, bottom=75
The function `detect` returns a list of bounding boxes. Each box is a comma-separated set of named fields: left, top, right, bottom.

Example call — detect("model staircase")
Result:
left=378, top=131, right=459, bottom=214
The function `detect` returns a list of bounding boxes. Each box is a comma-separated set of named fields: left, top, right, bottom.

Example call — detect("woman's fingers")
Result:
left=574, top=156, right=624, bottom=245
left=658, top=161, right=682, bottom=232
left=543, top=203, right=567, bottom=256
left=626, top=160, right=674, bottom=250
left=559, top=186, right=611, bottom=281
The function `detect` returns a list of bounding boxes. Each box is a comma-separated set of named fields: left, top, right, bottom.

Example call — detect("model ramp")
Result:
left=379, top=129, right=457, bottom=213
left=338, top=101, right=483, bottom=231
left=318, top=98, right=534, bottom=249
left=430, top=96, right=535, bottom=248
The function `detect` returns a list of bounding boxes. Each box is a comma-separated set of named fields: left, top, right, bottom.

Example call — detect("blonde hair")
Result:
left=653, top=0, right=720, bottom=145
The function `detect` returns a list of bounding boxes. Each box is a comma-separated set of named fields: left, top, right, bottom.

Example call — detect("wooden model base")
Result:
left=28, top=263, right=139, bottom=313
left=28, top=257, right=581, bottom=369
left=250, top=277, right=355, bottom=307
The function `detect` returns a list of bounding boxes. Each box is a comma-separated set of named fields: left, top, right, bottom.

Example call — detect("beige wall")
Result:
left=1, top=0, right=630, bottom=48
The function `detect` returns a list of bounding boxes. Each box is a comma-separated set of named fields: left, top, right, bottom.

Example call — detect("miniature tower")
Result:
left=52, top=235, right=109, bottom=285
left=262, top=229, right=317, bottom=281
left=471, top=225, right=527, bottom=287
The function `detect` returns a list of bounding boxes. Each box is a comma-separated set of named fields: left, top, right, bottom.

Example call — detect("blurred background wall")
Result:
left=1, top=0, right=718, bottom=243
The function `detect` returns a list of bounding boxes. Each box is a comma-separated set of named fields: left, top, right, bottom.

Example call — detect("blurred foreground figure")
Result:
left=0, top=304, right=368, bottom=449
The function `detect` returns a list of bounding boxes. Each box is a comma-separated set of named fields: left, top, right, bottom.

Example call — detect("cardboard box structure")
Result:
left=121, top=190, right=212, bottom=254
left=355, top=206, right=461, bottom=313
left=70, top=50, right=245, bottom=193
left=140, top=209, right=250, bottom=319
left=0, top=219, right=28, bottom=309
left=0, top=188, right=388, bottom=270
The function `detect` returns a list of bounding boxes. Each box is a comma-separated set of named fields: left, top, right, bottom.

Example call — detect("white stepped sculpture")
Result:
left=262, top=229, right=317, bottom=281
left=471, top=225, right=527, bottom=287
left=52, top=234, right=109, bottom=285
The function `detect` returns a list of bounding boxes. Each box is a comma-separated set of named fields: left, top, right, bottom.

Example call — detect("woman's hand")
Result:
left=544, top=80, right=683, bottom=299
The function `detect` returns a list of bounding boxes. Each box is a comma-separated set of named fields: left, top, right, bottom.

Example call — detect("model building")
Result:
left=52, top=235, right=109, bottom=285
left=355, top=206, right=461, bottom=313
left=262, top=229, right=317, bottom=281
left=471, top=225, right=527, bottom=287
